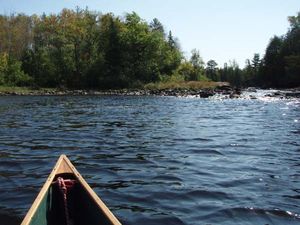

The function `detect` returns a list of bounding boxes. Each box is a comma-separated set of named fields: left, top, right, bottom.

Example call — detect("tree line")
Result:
left=188, top=11, right=300, bottom=88
left=214, top=11, right=300, bottom=88
left=0, top=8, right=299, bottom=89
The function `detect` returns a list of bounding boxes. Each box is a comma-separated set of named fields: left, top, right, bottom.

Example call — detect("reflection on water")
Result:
left=0, top=93, right=299, bottom=225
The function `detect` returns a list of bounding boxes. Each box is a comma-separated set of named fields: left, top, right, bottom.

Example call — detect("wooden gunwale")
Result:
left=21, top=154, right=121, bottom=225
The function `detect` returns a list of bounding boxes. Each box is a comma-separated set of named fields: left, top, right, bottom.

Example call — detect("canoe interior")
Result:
left=29, top=173, right=115, bottom=225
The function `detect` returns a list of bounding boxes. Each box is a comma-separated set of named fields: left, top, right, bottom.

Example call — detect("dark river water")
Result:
left=0, top=91, right=300, bottom=225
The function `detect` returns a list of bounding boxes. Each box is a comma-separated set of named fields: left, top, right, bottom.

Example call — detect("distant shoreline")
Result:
left=0, top=83, right=242, bottom=98
left=0, top=86, right=299, bottom=98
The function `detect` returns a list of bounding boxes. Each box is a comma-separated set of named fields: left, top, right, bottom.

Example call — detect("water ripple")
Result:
left=0, top=95, right=299, bottom=225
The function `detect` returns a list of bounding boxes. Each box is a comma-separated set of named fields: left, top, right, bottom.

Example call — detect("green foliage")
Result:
left=258, top=11, right=300, bottom=87
left=176, top=62, right=194, bottom=81
left=0, top=53, right=8, bottom=85
left=121, top=12, right=154, bottom=83
left=6, top=60, right=32, bottom=86
left=190, top=49, right=204, bottom=69
left=288, top=12, right=300, bottom=30
left=0, top=8, right=299, bottom=89
left=96, top=13, right=124, bottom=88
left=285, top=55, right=300, bottom=86
left=240, top=54, right=263, bottom=86
left=175, top=61, right=205, bottom=81
left=173, top=50, right=206, bottom=82
left=261, top=36, right=284, bottom=87
left=206, top=59, right=218, bottom=81
left=217, top=11, right=300, bottom=88
left=0, top=14, right=33, bottom=60
left=150, top=18, right=165, bottom=35
left=0, top=53, right=32, bottom=86
left=0, top=9, right=184, bottom=89
left=218, top=60, right=242, bottom=87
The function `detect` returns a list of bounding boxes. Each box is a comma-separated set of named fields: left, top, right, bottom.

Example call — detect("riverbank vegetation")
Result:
left=0, top=8, right=299, bottom=90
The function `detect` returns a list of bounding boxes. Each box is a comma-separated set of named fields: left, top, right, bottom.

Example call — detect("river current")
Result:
left=0, top=90, right=299, bottom=225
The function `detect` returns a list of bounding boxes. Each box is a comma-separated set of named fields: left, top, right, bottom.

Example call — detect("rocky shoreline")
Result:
left=0, top=86, right=299, bottom=99
left=263, top=89, right=300, bottom=98
left=0, top=85, right=242, bottom=98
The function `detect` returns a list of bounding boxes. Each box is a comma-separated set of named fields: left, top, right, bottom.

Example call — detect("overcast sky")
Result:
left=0, top=0, right=299, bottom=67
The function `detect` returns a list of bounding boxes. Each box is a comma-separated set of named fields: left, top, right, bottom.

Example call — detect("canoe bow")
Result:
left=21, top=154, right=121, bottom=225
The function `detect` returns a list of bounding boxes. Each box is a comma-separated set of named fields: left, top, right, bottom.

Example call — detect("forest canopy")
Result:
left=0, top=8, right=299, bottom=89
